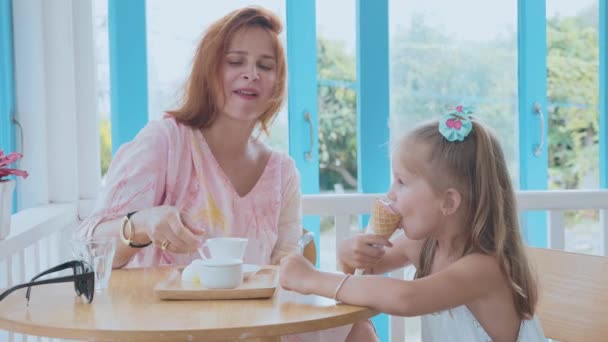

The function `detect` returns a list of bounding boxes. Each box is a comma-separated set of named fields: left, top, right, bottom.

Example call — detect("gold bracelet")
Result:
left=333, top=274, right=351, bottom=303
left=119, top=212, right=151, bottom=248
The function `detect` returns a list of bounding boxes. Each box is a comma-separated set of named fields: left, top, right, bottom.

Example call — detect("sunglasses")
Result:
left=0, top=260, right=95, bottom=304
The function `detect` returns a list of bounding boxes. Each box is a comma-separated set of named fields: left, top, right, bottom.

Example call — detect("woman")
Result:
left=77, top=6, right=301, bottom=269
left=78, top=7, right=375, bottom=341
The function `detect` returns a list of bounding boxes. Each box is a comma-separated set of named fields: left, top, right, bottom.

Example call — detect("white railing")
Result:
left=2, top=190, right=608, bottom=342
left=0, top=204, right=78, bottom=342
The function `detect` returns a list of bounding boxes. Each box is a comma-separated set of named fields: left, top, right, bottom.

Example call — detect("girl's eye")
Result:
left=227, top=60, right=243, bottom=66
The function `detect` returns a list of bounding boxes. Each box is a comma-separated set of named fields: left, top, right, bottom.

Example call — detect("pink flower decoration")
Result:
left=0, top=150, right=29, bottom=181
left=446, top=118, right=463, bottom=130
left=455, top=105, right=463, bottom=112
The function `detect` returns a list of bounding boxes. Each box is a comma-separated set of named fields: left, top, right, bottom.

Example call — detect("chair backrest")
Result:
left=301, top=228, right=317, bottom=265
left=527, top=247, right=608, bottom=341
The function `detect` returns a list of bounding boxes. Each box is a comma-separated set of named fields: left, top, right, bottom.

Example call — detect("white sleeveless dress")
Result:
left=421, top=305, right=546, bottom=341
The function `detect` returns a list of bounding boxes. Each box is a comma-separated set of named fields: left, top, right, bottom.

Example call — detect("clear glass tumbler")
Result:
left=71, top=236, right=117, bottom=292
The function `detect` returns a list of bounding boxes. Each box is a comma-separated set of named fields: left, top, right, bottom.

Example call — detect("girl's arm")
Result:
left=366, top=233, right=423, bottom=274
left=281, top=253, right=504, bottom=317
left=338, top=232, right=423, bottom=275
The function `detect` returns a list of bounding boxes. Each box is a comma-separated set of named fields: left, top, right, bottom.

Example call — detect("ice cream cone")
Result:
left=353, top=198, right=401, bottom=276
left=370, top=197, right=401, bottom=238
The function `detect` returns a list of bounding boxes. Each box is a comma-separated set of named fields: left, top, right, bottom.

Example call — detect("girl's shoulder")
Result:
left=447, top=252, right=506, bottom=290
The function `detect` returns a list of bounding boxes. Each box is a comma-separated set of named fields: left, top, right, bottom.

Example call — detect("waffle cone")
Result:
left=370, top=198, right=401, bottom=237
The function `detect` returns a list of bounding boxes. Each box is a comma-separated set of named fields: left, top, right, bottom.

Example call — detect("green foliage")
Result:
left=546, top=13, right=599, bottom=189
left=389, top=15, right=521, bottom=180
left=100, top=118, right=112, bottom=176
left=317, top=6, right=600, bottom=192
left=317, top=38, right=358, bottom=191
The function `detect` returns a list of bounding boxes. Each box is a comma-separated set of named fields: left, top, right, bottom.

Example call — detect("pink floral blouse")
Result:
left=77, top=117, right=302, bottom=268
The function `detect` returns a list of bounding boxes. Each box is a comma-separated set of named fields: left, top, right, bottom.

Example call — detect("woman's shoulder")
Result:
left=255, top=142, right=298, bottom=178
left=138, top=115, right=198, bottom=146
left=154, top=114, right=197, bottom=136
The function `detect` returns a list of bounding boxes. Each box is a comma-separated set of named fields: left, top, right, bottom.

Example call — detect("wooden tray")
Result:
left=154, top=267, right=278, bottom=300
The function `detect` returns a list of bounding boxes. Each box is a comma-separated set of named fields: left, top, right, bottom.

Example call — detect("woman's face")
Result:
left=221, top=27, right=278, bottom=124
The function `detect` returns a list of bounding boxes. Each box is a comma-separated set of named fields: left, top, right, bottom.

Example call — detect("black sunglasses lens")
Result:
left=73, top=264, right=83, bottom=295
left=83, top=274, right=95, bottom=303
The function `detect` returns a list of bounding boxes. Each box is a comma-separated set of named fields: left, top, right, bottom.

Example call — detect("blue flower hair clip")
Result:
left=438, top=105, right=474, bottom=142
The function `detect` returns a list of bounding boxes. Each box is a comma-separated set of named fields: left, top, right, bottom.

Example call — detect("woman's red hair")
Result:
left=167, top=6, right=286, bottom=134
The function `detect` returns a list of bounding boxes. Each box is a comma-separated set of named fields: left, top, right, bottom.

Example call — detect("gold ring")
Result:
left=160, top=240, right=170, bottom=251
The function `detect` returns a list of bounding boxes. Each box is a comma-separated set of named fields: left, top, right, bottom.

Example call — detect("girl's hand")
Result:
left=279, top=254, right=317, bottom=294
left=338, top=234, right=393, bottom=271
left=133, top=205, right=206, bottom=253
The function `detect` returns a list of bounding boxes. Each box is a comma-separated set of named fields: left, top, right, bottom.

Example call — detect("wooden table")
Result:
left=0, top=267, right=377, bottom=341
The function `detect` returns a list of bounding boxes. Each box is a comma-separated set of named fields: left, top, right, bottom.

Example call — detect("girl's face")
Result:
left=221, top=27, right=277, bottom=124
left=387, top=154, right=444, bottom=240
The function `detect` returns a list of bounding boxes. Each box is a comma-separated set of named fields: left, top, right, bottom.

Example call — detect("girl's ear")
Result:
left=441, top=188, right=462, bottom=216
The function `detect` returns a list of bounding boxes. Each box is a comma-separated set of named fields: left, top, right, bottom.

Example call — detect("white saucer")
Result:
left=243, top=264, right=262, bottom=280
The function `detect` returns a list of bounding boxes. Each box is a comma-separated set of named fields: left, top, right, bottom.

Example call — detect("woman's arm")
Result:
left=76, top=120, right=200, bottom=267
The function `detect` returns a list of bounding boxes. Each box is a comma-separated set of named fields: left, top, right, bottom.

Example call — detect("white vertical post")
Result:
left=42, top=0, right=79, bottom=204
left=548, top=210, right=565, bottom=250
left=389, top=268, right=405, bottom=342
left=34, top=241, right=40, bottom=275
left=600, top=210, right=608, bottom=256
left=334, top=215, right=351, bottom=271
left=72, top=0, right=101, bottom=204
left=12, top=0, right=50, bottom=209
left=6, top=255, right=12, bottom=287
left=18, top=249, right=25, bottom=283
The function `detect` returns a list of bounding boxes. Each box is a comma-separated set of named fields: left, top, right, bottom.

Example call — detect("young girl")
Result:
left=280, top=107, right=546, bottom=341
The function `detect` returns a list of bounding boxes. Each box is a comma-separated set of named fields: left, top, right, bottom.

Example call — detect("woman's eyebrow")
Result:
left=226, top=50, right=276, bottom=60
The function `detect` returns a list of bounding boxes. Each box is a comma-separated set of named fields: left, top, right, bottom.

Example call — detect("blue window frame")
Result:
left=0, top=0, right=16, bottom=212
left=600, top=0, right=607, bottom=188
left=108, top=0, right=149, bottom=155
left=286, top=0, right=321, bottom=264
left=0, top=0, right=15, bottom=157
left=356, top=0, right=391, bottom=340
left=518, top=0, right=548, bottom=247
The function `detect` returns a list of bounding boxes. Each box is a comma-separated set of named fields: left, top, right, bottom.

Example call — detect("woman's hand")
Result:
left=279, top=254, right=317, bottom=294
left=132, top=205, right=206, bottom=253
left=337, top=234, right=393, bottom=272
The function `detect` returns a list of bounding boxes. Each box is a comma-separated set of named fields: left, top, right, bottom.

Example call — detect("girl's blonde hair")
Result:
left=401, top=118, right=537, bottom=319
left=167, top=6, right=286, bottom=135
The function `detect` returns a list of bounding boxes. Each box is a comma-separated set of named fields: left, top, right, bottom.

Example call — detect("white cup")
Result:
left=200, top=237, right=248, bottom=260
left=198, top=258, right=243, bottom=289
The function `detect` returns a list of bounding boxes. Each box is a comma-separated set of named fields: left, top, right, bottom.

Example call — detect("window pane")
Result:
left=316, top=0, right=357, bottom=194
left=146, top=0, right=288, bottom=153
left=316, top=0, right=357, bottom=273
left=389, top=0, right=519, bottom=185
left=546, top=0, right=599, bottom=190
left=546, top=0, right=600, bottom=255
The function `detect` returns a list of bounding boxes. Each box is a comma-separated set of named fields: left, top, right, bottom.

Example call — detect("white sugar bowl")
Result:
left=198, top=258, right=243, bottom=289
